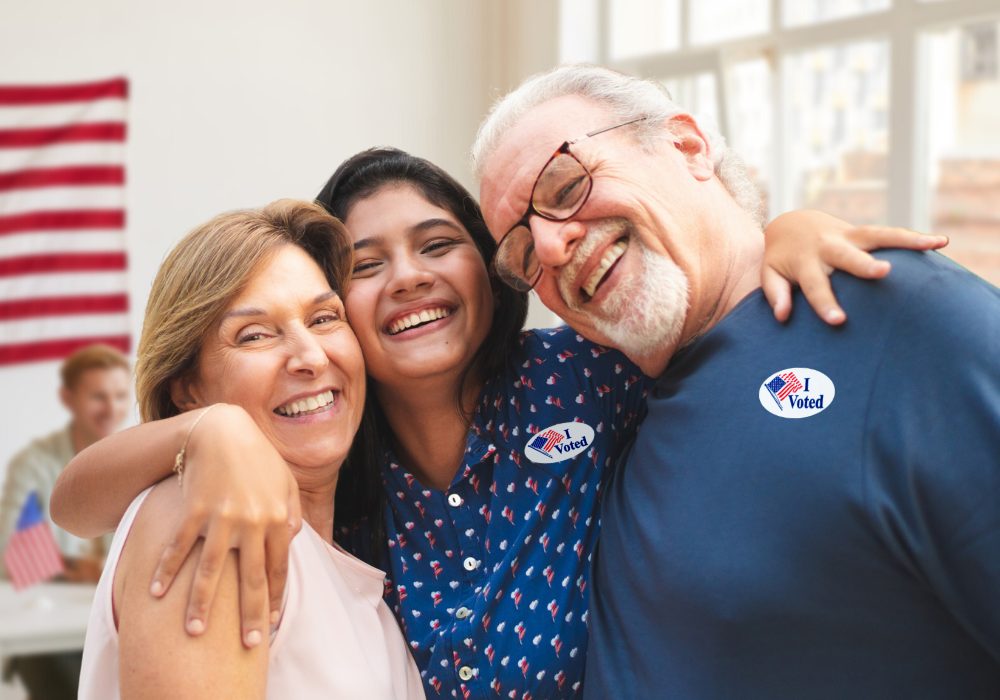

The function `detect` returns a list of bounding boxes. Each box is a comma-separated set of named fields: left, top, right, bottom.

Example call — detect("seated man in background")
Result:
left=1, top=343, right=130, bottom=700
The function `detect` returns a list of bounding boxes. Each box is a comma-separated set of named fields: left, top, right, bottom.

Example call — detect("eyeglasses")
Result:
left=492, top=116, right=649, bottom=292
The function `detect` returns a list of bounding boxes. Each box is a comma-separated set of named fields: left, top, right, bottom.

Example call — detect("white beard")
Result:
left=590, top=238, right=690, bottom=358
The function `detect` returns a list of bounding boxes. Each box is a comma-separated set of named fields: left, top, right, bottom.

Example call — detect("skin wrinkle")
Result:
left=481, top=95, right=765, bottom=377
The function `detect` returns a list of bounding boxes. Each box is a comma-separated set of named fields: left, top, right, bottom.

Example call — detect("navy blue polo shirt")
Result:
left=585, top=250, right=1000, bottom=699
left=339, top=327, right=651, bottom=699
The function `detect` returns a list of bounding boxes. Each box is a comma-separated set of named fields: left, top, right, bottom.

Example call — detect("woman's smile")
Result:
left=344, top=185, right=494, bottom=385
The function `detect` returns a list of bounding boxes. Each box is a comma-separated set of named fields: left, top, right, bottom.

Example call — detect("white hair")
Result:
left=471, top=62, right=764, bottom=228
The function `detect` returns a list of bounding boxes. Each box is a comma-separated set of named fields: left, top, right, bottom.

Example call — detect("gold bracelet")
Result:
left=173, top=404, right=221, bottom=487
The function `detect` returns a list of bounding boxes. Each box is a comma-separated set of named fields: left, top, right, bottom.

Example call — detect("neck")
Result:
left=69, top=421, right=100, bottom=455
left=374, top=370, right=484, bottom=492
left=632, top=193, right=764, bottom=377
left=293, top=466, right=340, bottom=544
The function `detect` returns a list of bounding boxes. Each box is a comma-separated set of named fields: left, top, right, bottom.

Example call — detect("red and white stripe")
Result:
left=0, top=78, right=129, bottom=365
left=3, top=521, right=65, bottom=590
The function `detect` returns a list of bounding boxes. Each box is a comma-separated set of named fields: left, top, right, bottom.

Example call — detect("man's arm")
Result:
left=116, top=482, right=268, bottom=700
left=863, top=260, right=1000, bottom=660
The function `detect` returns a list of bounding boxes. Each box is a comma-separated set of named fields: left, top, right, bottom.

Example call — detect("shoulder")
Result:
left=5, top=427, right=71, bottom=475
left=834, top=250, right=1000, bottom=327
left=116, top=481, right=185, bottom=593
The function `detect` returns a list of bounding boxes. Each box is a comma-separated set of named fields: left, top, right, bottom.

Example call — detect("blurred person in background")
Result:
left=0, top=343, right=130, bottom=700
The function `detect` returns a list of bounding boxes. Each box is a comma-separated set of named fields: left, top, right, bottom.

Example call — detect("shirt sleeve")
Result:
left=863, top=268, right=1000, bottom=662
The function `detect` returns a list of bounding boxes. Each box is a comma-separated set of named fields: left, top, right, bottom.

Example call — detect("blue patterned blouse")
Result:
left=338, top=328, right=650, bottom=699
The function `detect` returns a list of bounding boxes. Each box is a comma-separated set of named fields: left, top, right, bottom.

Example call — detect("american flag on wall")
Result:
left=0, top=78, right=128, bottom=366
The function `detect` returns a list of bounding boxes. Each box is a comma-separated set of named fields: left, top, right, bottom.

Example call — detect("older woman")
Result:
left=77, top=200, right=424, bottom=700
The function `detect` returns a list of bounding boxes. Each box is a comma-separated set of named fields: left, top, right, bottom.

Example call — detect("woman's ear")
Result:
left=169, top=375, right=202, bottom=413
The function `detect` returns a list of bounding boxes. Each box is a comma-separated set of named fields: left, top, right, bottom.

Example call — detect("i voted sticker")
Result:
left=759, top=368, right=835, bottom=418
left=525, top=422, right=595, bottom=463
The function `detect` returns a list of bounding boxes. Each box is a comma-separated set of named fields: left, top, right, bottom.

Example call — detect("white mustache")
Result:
left=560, top=218, right=635, bottom=310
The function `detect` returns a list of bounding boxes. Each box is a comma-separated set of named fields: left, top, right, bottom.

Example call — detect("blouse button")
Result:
left=459, top=666, right=474, bottom=681
left=463, top=557, right=478, bottom=571
left=448, top=493, right=463, bottom=507
left=455, top=607, right=470, bottom=619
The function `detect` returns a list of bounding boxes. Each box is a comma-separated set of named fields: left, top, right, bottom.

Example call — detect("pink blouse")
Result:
left=79, top=487, right=425, bottom=700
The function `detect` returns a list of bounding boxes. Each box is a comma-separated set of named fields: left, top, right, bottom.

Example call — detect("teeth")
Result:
left=388, top=307, right=452, bottom=335
left=583, top=240, right=628, bottom=298
left=276, top=390, right=335, bottom=417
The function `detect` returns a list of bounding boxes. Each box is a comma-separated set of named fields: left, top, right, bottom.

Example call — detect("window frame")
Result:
left=593, top=0, right=1000, bottom=228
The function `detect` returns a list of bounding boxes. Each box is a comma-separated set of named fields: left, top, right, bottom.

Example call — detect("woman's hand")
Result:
left=761, top=210, right=948, bottom=324
left=148, top=404, right=301, bottom=649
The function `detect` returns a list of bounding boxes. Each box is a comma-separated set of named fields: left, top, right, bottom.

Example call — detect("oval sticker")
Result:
left=759, top=368, right=835, bottom=418
left=525, top=422, right=595, bottom=463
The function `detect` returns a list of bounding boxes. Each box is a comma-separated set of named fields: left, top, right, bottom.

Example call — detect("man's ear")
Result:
left=169, top=375, right=202, bottom=413
left=59, top=385, right=74, bottom=412
left=665, top=114, right=715, bottom=182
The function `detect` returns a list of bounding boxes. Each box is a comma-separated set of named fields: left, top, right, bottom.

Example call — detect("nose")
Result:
left=285, top=324, right=329, bottom=376
left=530, top=216, right=587, bottom=270
left=387, top=250, right=435, bottom=297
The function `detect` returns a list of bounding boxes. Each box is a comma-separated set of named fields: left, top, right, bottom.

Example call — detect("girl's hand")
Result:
left=148, top=404, right=301, bottom=649
left=762, top=210, right=948, bottom=324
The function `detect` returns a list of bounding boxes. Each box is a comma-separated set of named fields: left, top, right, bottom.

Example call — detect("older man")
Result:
left=473, top=64, right=1000, bottom=698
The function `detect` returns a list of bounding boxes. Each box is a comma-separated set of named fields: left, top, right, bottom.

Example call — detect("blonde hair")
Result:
left=61, top=344, right=129, bottom=390
left=135, top=199, right=353, bottom=422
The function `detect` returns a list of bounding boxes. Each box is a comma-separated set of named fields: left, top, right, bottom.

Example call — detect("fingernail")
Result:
left=867, top=262, right=887, bottom=275
left=187, top=618, right=205, bottom=635
left=150, top=581, right=163, bottom=596
left=246, top=630, right=262, bottom=647
left=270, top=609, right=280, bottom=624
left=826, top=309, right=845, bottom=323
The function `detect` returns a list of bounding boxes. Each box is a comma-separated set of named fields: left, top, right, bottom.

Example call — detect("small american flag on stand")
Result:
left=0, top=77, right=129, bottom=365
left=3, top=491, right=64, bottom=590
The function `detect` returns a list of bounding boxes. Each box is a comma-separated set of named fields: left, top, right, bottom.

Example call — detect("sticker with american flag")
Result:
left=2, top=490, right=64, bottom=590
left=759, top=367, right=836, bottom=419
left=525, top=421, right=596, bottom=463
left=0, top=77, right=129, bottom=366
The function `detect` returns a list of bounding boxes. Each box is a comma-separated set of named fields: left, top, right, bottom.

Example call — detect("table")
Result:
left=0, top=581, right=96, bottom=700
left=0, top=581, right=96, bottom=658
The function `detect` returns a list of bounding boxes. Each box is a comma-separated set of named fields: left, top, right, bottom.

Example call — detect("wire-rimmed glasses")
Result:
left=491, top=117, right=648, bottom=292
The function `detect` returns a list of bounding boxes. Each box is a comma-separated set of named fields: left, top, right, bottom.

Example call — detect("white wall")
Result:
left=0, top=0, right=561, bottom=482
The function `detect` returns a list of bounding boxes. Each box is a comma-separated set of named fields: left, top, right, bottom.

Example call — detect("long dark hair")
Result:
left=319, top=147, right=529, bottom=562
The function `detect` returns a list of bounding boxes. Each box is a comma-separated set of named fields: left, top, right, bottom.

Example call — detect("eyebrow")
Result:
left=220, top=307, right=265, bottom=321
left=219, top=291, right=340, bottom=321
left=353, top=217, right=464, bottom=250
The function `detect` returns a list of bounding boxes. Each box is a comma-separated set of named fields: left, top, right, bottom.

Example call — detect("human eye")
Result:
left=237, top=328, right=270, bottom=344
left=520, top=241, right=536, bottom=275
left=422, top=238, right=459, bottom=255
left=310, top=311, right=342, bottom=327
left=352, top=259, right=381, bottom=276
left=552, top=175, right=587, bottom=208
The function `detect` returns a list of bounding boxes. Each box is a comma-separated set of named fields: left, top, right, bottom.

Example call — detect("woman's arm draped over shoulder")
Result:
left=760, top=209, right=948, bottom=324
left=50, top=403, right=300, bottom=650
left=51, top=408, right=199, bottom=538
left=116, top=482, right=268, bottom=700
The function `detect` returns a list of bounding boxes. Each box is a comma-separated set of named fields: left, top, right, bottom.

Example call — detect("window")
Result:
left=922, top=19, right=1000, bottom=284
left=565, top=0, right=1000, bottom=286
